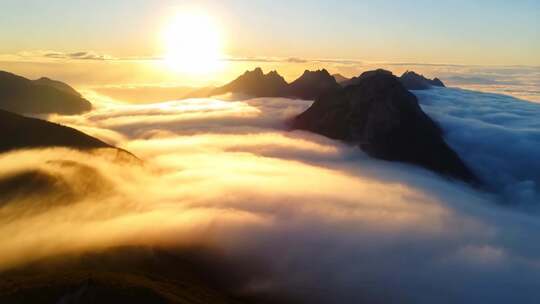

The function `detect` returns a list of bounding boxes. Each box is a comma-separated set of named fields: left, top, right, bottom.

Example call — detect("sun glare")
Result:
left=162, top=11, right=223, bottom=74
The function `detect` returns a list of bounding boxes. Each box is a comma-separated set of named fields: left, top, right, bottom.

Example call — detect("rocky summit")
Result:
left=293, top=69, right=477, bottom=183
left=211, top=67, right=289, bottom=97
left=399, top=71, right=446, bottom=90
left=287, top=69, right=340, bottom=100
left=205, top=68, right=340, bottom=100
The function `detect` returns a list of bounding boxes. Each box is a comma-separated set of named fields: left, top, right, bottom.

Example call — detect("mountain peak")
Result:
left=293, top=69, right=477, bottom=183
left=252, top=67, right=264, bottom=75
left=301, top=69, right=330, bottom=77
left=288, top=69, right=339, bottom=100
left=340, top=69, right=393, bottom=87
left=212, top=67, right=288, bottom=97
left=400, top=71, right=446, bottom=90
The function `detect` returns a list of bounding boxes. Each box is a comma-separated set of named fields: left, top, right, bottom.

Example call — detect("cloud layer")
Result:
left=1, top=93, right=540, bottom=303
left=415, top=87, right=540, bottom=209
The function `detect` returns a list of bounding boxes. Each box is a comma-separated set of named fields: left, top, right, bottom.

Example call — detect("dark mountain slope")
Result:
left=287, top=69, right=340, bottom=100
left=293, top=69, right=477, bottom=183
left=0, top=71, right=91, bottom=115
left=0, top=247, right=248, bottom=304
left=211, top=68, right=289, bottom=97
left=32, top=77, right=82, bottom=97
left=399, top=71, right=446, bottom=90
left=342, top=69, right=446, bottom=91
left=0, top=109, right=110, bottom=153
left=332, top=73, right=349, bottom=84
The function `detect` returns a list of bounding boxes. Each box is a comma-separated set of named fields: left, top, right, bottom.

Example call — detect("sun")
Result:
left=162, top=11, right=223, bottom=74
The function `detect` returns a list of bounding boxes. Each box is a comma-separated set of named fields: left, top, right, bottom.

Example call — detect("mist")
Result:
left=1, top=92, right=540, bottom=303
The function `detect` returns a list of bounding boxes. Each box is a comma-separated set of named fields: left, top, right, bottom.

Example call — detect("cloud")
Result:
left=6, top=50, right=161, bottom=62
left=414, top=87, right=540, bottom=208
left=223, top=56, right=363, bottom=65
left=286, top=57, right=307, bottom=63
left=40, top=50, right=115, bottom=61
left=225, top=56, right=282, bottom=63
left=443, top=75, right=521, bottom=85
left=1, top=93, right=540, bottom=303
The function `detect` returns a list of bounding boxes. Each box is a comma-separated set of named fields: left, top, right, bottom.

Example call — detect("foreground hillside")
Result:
left=0, top=247, right=250, bottom=304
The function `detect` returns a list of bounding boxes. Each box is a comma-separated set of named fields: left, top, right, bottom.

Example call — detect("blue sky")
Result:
left=1, top=0, right=539, bottom=65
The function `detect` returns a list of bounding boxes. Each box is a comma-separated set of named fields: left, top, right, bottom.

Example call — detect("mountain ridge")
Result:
left=0, top=71, right=91, bottom=115
left=192, top=67, right=446, bottom=101
left=292, top=69, right=477, bottom=183
left=0, top=109, right=134, bottom=158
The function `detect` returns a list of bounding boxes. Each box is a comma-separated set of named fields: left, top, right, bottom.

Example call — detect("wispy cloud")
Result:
left=44, top=51, right=113, bottom=60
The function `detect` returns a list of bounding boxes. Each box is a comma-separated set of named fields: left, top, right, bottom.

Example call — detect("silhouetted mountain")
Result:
left=340, top=69, right=394, bottom=87
left=399, top=71, right=446, bottom=90
left=212, top=67, right=289, bottom=97
left=342, top=70, right=446, bottom=91
left=32, top=77, right=82, bottom=97
left=287, top=69, right=340, bottom=100
left=332, top=73, right=349, bottom=84
left=0, top=109, right=116, bottom=153
left=293, top=69, right=477, bottom=183
left=0, top=71, right=91, bottom=115
left=195, top=68, right=341, bottom=100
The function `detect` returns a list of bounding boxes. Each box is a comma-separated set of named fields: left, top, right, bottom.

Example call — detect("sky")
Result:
left=1, top=0, right=539, bottom=65
left=0, top=0, right=538, bottom=101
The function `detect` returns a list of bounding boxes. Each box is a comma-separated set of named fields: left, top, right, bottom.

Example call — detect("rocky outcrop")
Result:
left=0, top=71, right=91, bottom=114
left=399, top=71, right=446, bottom=90
left=287, top=69, right=340, bottom=100
left=293, top=69, right=477, bottom=183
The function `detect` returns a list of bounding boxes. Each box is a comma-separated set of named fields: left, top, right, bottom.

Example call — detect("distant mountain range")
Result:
left=0, top=67, right=468, bottom=183
left=0, top=71, right=91, bottom=115
left=190, top=66, right=470, bottom=182
left=188, top=67, right=340, bottom=100
left=190, top=67, right=446, bottom=101
left=339, top=70, right=446, bottom=90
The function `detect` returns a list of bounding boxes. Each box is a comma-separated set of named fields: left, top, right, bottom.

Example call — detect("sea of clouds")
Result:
left=0, top=89, right=539, bottom=303
left=415, top=88, right=540, bottom=209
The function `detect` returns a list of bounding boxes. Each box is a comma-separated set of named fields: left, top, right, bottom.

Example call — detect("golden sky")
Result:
left=0, top=0, right=538, bottom=102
